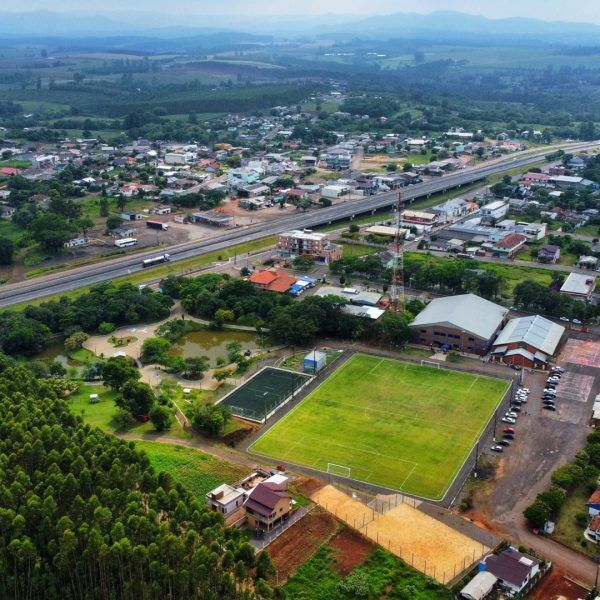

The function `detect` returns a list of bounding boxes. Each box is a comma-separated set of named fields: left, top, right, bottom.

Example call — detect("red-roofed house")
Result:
left=520, top=172, right=550, bottom=186
left=0, top=167, right=20, bottom=177
left=244, top=482, right=292, bottom=532
left=249, top=270, right=297, bottom=294
left=493, top=233, right=527, bottom=259
left=586, top=514, right=600, bottom=543
left=587, top=489, right=600, bottom=516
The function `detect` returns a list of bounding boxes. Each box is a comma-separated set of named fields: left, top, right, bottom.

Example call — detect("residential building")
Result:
left=409, top=293, right=508, bottom=354
left=244, top=482, right=292, bottom=532
left=586, top=515, right=600, bottom=543
left=560, top=272, right=596, bottom=301
left=492, top=233, right=527, bottom=259
left=537, top=245, right=561, bottom=264
left=249, top=270, right=298, bottom=294
left=191, top=211, right=232, bottom=227
left=277, top=230, right=342, bottom=264
left=550, top=175, right=595, bottom=189
left=587, top=489, right=600, bottom=517
left=482, top=547, right=540, bottom=595
left=491, top=315, right=565, bottom=368
left=205, top=484, right=246, bottom=525
left=164, top=153, right=187, bottom=165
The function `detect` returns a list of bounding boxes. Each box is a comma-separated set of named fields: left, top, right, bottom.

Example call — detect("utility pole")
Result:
left=390, top=190, right=405, bottom=311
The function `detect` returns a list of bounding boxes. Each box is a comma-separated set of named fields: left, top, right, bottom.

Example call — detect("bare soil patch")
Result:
left=267, top=511, right=338, bottom=584
left=330, top=528, right=374, bottom=576
left=529, top=568, right=589, bottom=600
left=294, top=475, right=326, bottom=497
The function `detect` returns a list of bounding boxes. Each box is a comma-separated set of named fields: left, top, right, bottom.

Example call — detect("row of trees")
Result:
left=524, top=429, right=600, bottom=529
left=0, top=365, right=267, bottom=598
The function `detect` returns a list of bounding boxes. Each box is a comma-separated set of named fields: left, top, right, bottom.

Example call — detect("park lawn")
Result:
left=67, top=384, right=191, bottom=440
left=134, top=440, right=248, bottom=498
left=251, top=354, right=508, bottom=500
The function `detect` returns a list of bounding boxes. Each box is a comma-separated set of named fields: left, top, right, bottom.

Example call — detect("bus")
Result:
left=114, top=237, right=138, bottom=248
left=142, top=253, right=170, bottom=268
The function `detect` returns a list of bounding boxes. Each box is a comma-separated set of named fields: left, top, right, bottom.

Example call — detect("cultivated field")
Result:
left=250, top=354, right=508, bottom=499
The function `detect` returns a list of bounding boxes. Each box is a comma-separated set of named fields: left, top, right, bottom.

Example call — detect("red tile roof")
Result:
left=0, top=167, right=20, bottom=176
left=589, top=514, right=600, bottom=532
left=249, top=271, right=278, bottom=286
left=245, top=482, right=291, bottom=517
left=588, top=489, right=600, bottom=505
left=267, top=271, right=297, bottom=293
left=496, top=233, right=527, bottom=249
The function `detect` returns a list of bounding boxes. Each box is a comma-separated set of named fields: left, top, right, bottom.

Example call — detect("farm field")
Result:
left=250, top=354, right=508, bottom=499
left=134, top=441, right=248, bottom=497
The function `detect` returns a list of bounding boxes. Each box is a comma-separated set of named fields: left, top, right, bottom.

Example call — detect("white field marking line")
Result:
left=295, top=431, right=419, bottom=468
left=314, top=397, right=480, bottom=436
left=281, top=436, right=305, bottom=459
left=399, top=462, right=418, bottom=490
left=368, top=358, right=384, bottom=375
left=436, top=379, right=512, bottom=501
left=466, top=376, right=480, bottom=393
left=364, top=470, right=373, bottom=482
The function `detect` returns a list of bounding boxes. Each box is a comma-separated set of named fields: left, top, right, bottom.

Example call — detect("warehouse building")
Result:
left=409, top=293, right=508, bottom=354
left=491, top=315, right=565, bottom=369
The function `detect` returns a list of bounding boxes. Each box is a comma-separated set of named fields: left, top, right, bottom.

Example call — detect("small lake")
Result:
left=34, top=341, right=78, bottom=367
left=170, top=329, right=260, bottom=363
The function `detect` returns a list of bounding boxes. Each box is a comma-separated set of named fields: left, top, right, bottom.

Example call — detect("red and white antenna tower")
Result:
left=390, top=189, right=404, bottom=311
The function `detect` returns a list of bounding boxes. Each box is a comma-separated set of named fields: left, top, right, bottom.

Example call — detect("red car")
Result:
left=503, top=427, right=515, bottom=434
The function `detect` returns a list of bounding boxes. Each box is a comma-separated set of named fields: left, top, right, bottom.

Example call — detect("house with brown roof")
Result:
left=483, top=547, right=540, bottom=595
left=492, top=233, right=527, bottom=259
left=244, top=482, right=292, bottom=532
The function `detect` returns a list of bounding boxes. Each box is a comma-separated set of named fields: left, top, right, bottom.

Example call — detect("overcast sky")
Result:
left=1, top=0, right=600, bottom=24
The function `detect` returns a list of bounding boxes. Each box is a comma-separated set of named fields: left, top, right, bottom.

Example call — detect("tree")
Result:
left=106, top=215, right=122, bottom=230
left=226, top=340, right=243, bottom=363
left=523, top=502, right=550, bottom=529
left=117, top=380, right=155, bottom=419
left=99, top=197, right=110, bottom=217
left=102, top=357, right=140, bottom=391
left=536, top=487, right=566, bottom=515
left=192, top=402, right=231, bottom=436
left=213, top=367, right=235, bottom=382
left=149, top=404, right=174, bottom=431
left=0, top=237, right=14, bottom=265
left=64, top=331, right=88, bottom=352
left=255, top=552, right=276, bottom=581
left=292, top=256, right=314, bottom=270
left=77, top=216, right=94, bottom=238
left=319, top=197, right=332, bottom=207
left=140, top=337, right=171, bottom=364
left=31, top=213, right=77, bottom=252
left=182, top=356, right=210, bottom=379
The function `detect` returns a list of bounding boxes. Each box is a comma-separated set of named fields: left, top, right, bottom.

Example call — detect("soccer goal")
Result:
left=420, top=360, right=441, bottom=369
left=327, top=463, right=352, bottom=478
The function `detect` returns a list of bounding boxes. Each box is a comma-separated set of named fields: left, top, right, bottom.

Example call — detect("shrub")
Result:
left=575, top=512, right=589, bottom=527
left=98, top=322, right=115, bottom=334
left=149, top=404, right=174, bottom=432
left=523, top=502, right=550, bottom=529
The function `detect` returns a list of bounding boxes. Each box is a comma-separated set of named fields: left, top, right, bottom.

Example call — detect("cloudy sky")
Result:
left=1, top=0, right=600, bottom=22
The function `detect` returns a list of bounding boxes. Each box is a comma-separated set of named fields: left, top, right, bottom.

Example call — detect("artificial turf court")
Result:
left=219, top=366, right=311, bottom=422
left=250, top=354, right=509, bottom=500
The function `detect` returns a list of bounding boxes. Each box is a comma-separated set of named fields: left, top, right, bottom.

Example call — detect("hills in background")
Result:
left=0, top=9, right=600, bottom=45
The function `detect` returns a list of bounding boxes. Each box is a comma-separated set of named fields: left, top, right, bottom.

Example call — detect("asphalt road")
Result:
left=0, top=141, right=597, bottom=307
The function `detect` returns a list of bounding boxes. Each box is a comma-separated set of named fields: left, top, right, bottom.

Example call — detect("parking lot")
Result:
left=483, top=358, right=599, bottom=537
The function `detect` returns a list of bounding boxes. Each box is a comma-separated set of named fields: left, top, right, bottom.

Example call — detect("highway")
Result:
left=0, top=141, right=597, bottom=308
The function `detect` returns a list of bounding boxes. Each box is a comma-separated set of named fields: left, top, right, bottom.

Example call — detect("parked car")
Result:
left=506, top=411, right=519, bottom=419
left=510, top=405, right=522, bottom=412
left=543, top=389, right=556, bottom=395
left=573, top=319, right=583, bottom=325
left=519, top=388, right=530, bottom=393
left=503, top=427, right=515, bottom=434
left=502, top=417, right=516, bottom=424
left=509, top=364, right=522, bottom=371
left=542, top=404, right=557, bottom=411
left=491, top=445, right=504, bottom=453
left=551, top=367, right=564, bottom=374
left=503, top=433, right=515, bottom=440
left=560, top=316, right=570, bottom=322
left=498, top=439, right=511, bottom=447
left=547, top=376, right=560, bottom=383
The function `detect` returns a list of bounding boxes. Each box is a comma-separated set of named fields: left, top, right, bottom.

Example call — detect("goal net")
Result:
left=327, top=463, right=351, bottom=478
left=420, top=360, right=441, bottom=369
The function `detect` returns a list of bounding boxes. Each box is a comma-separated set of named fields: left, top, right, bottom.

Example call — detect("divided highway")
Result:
left=0, top=142, right=597, bottom=308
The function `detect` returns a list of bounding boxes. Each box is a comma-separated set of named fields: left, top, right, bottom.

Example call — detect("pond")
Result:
left=34, top=341, right=78, bottom=367
left=169, top=329, right=261, bottom=363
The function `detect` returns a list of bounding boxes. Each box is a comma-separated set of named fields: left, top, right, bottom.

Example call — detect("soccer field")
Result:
left=250, top=354, right=509, bottom=500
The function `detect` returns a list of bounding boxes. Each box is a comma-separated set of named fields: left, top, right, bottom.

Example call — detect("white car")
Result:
left=551, top=367, right=564, bottom=374
left=573, top=319, right=582, bottom=325
left=519, top=388, right=530, bottom=393
left=501, top=416, right=516, bottom=424
left=506, top=411, right=519, bottom=419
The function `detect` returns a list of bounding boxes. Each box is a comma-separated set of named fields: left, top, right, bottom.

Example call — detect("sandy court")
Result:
left=312, top=485, right=489, bottom=584
left=560, top=338, right=600, bottom=368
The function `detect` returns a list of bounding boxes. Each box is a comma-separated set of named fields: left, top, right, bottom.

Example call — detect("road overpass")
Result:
left=0, top=142, right=597, bottom=307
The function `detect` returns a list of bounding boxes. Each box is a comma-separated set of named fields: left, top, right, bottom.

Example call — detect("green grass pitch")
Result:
left=249, top=354, right=509, bottom=500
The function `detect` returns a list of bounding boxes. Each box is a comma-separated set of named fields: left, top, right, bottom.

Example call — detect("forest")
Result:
left=0, top=366, right=265, bottom=598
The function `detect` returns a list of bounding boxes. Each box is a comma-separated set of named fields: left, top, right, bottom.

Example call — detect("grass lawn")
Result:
left=250, top=354, right=508, bottom=500
left=552, top=484, right=598, bottom=558
left=134, top=440, right=248, bottom=498
left=67, top=384, right=191, bottom=440
left=341, top=243, right=380, bottom=257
